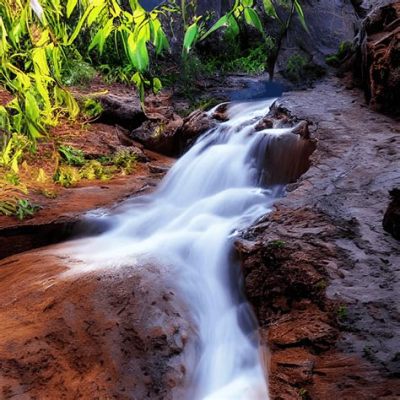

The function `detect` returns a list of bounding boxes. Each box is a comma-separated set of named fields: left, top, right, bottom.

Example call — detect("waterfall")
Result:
left=65, top=98, right=304, bottom=399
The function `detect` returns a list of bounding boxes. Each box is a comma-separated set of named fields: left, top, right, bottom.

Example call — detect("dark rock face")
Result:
left=357, top=2, right=400, bottom=114
left=276, top=0, right=358, bottom=74
left=383, top=188, right=400, bottom=240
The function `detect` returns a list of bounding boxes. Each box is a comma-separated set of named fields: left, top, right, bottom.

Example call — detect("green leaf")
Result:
left=262, top=0, right=277, bottom=18
left=183, top=22, right=198, bottom=54
left=294, top=0, right=308, bottom=31
left=66, top=0, right=78, bottom=18
left=127, top=35, right=149, bottom=72
left=244, top=7, right=263, bottom=33
left=152, top=77, right=162, bottom=93
left=226, top=15, right=240, bottom=37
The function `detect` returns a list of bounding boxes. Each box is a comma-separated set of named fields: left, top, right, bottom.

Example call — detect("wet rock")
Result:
left=0, top=250, right=193, bottom=399
left=127, top=92, right=184, bottom=157
left=256, top=106, right=316, bottom=185
left=383, top=188, right=400, bottom=240
left=254, top=117, right=274, bottom=131
left=356, top=2, right=400, bottom=114
left=129, top=114, right=183, bottom=157
left=176, top=110, right=216, bottom=153
left=211, top=103, right=229, bottom=122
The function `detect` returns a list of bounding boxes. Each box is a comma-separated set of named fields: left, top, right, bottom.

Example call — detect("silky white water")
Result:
left=66, top=98, right=295, bottom=399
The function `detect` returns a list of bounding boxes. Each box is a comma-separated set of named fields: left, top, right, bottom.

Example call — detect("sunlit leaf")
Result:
left=244, top=7, right=263, bottom=33
left=127, top=34, right=149, bottom=72
left=66, top=0, right=78, bottom=18
left=183, top=22, right=198, bottom=54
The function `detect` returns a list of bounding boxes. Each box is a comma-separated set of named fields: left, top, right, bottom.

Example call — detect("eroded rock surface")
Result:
left=357, top=2, right=400, bottom=114
left=238, top=78, right=400, bottom=399
left=0, top=249, right=192, bottom=399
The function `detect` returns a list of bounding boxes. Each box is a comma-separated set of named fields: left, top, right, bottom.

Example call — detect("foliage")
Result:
left=53, top=165, right=81, bottom=187
left=82, top=98, right=103, bottom=120
left=325, top=41, right=353, bottom=67
left=62, top=58, right=96, bottom=86
left=0, top=178, right=38, bottom=219
left=15, top=199, right=40, bottom=220
left=0, top=134, right=29, bottom=173
left=269, top=239, right=286, bottom=248
left=111, top=149, right=137, bottom=175
left=337, top=305, right=348, bottom=320
left=285, top=53, right=307, bottom=81
left=58, top=145, right=85, bottom=166
left=80, top=160, right=112, bottom=180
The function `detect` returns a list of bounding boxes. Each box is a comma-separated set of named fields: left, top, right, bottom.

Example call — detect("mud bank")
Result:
left=238, top=77, right=400, bottom=399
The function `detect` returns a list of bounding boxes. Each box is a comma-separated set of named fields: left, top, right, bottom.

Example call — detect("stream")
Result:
left=66, top=98, right=301, bottom=399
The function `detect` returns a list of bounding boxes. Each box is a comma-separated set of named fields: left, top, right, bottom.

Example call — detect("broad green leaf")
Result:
left=67, top=5, right=93, bottom=45
left=244, top=7, right=263, bottom=33
left=183, top=22, right=198, bottom=54
left=263, top=0, right=277, bottom=18
left=154, top=28, right=169, bottom=54
left=66, top=0, right=78, bottom=18
left=87, top=4, right=104, bottom=26
left=127, top=35, right=149, bottom=72
left=32, top=47, right=49, bottom=75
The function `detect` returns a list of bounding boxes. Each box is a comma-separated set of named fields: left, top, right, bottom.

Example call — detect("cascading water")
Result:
left=65, top=98, right=303, bottom=399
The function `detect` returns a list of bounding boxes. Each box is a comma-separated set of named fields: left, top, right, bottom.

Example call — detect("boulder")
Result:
left=176, top=110, right=216, bottom=153
left=129, top=114, right=183, bottom=157
left=0, top=248, right=193, bottom=399
left=383, top=188, right=400, bottom=240
left=97, top=93, right=146, bottom=130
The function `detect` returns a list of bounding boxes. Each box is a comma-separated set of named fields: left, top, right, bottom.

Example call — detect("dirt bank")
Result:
left=238, top=77, right=400, bottom=399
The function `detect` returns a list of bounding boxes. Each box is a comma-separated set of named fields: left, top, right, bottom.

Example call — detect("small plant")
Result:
left=315, top=279, right=327, bottom=290
left=58, top=145, right=86, bottom=166
left=285, top=53, right=308, bottom=82
left=0, top=134, right=29, bottom=173
left=269, top=239, right=286, bottom=249
left=62, top=59, right=96, bottom=86
left=80, top=160, right=112, bottom=181
left=82, top=99, right=103, bottom=120
left=337, top=305, right=348, bottom=320
left=223, top=41, right=274, bottom=74
left=326, top=41, right=353, bottom=67
left=15, top=199, right=40, bottom=220
left=299, top=388, right=308, bottom=399
left=54, top=165, right=81, bottom=187
left=112, top=149, right=137, bottom=175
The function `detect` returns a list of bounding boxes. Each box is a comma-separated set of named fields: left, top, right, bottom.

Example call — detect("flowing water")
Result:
left=66, top=99, right=305, bottom=399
